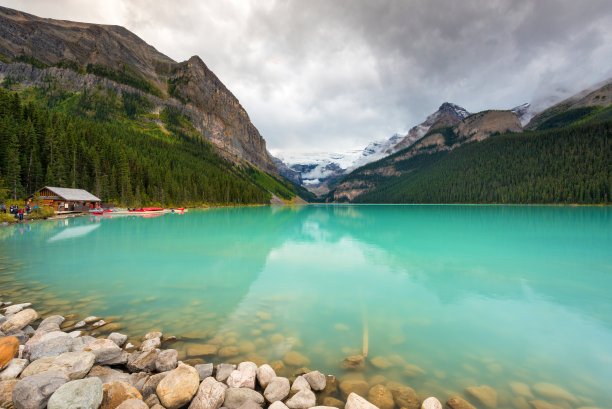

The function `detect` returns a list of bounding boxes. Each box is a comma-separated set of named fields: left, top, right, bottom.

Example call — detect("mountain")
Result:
left=0, top=6, right=276, bottom=174
left=510, top=103, right=536, bottom=125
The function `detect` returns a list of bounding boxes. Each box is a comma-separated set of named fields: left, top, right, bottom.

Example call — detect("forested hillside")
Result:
left=0, top=86, right=310, bottom=206
left=334, top=107, right=611, bottom=204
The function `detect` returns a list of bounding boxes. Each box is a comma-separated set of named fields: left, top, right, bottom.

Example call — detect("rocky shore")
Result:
left=0, top=300, right=598, bottom=409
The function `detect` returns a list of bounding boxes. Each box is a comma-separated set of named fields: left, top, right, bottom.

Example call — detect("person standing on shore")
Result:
left=18, top=208, right=24, bottom=221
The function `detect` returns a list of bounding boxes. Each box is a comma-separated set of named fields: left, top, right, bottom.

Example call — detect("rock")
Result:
left=403, top=364, right=426, bottom=377
left=47, top=377, right=103, bottom=409
left=264, top=376, right=290, bottom=403
left=446, top=397, right=477, bottom=409
left=3, top=303, right=31, bottom=315
left=188, top=344, right=218, bottom=356
left=93, top=320, right=107, bottom=328
left=68, top=331, right=82, bottom=338
left=85, top=339, right=128, bottom=366
left=368, top=385, right=394, bottom=409
left=87, top=365, right=131, bottom=385
left=509, top=382, right=534, bottom=399
left=128, top=372, right=150, bottom=395
left=283, top=351, right=310, bottom=367
left=270, top=402, right=290, bottom=409
left=140, top=338, right=161, bottom=352
left=188, top=376, right=226, bottom=409
left=465, top=385, right=498, bottom=408
left=12, top=370, right=69, bottom=409
left=345, top=393, right=378, bottom=409
left=285, top=389, right=317, bottom=409
left=528, top=401, right=564, bottom=409
left=216, top=364, right=237, bottom=382
left=20, top=357, right=56, bottom=378
left=108, top=333, right=129, bottom=347
left=144, top=394, right=161, bottom=407
left=339, top=380, right=369, bottom=400
left=227, top=361, right=257, bottom=389
left=303, top=371, right=326, bottom=391
left=323, top=375, right=338, bottom=395
left=219, top=347, right=240, bottom=358
left=75, top=321, right=87, bottom=329
left=141, top=372, right=168, bottom=399
left=532, top=383, right=578, bottom=405
left=386, top=382, right=420, bottom=409
left=127, top=350, right=159, bottom=373
left=237, top=401, right=263, bottom=409
left=116, top=399, right=148, bottom=409
left=0, top=358, right=27, bottom=380
left=156, top=363, right=199, bottom=409
left=256, top=364, right=276, bottom=389
left=0, top=309, right=38, bottom=333
left=0, top=379, right=18, bottom=406
left=369, top=357, right=392, bottom=370
left=323, top=397, right=345, bottom=409
left=311, top=407, right=339, bottom=409
left=196, top=363, right=214, bottom=381
left=0, top=337, right=19, bottom=370
left=48, top=351, right=96, bottom=380
left=421, top=397, right=442, bottom=409
left=71, top=335, right=97, bottom=352
left=6, top=329, right=29, bottom=345
left=155, top=349, right=178, bottom=372
left=29, top=332, right=74, bottom=361
left=223, top=387, right=265, bottom=409
left=36, top=316, right=65, bottom=333
left=101, top=381, right=143, bottom=409
left=340, top=356, right=364, bottom=371
left=291, top=376, right=311, bottom=392
left=144, top=332, right=162, bottom=341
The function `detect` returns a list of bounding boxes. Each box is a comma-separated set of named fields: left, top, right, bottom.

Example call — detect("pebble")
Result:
left=47, top=377, right=104, bottom=409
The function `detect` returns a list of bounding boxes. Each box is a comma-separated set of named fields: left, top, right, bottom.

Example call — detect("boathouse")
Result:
left=30, top=186, right=101, bottom=212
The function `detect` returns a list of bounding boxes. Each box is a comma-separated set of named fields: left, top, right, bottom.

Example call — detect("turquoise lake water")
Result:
left=1, top=205, right=611, bottom=408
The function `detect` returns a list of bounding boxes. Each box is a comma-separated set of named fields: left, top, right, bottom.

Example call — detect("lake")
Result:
left=1, top=205, right=611, bottom=408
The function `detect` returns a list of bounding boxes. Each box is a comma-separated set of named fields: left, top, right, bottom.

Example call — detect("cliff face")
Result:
left=0, top=6, right=276, bottom=174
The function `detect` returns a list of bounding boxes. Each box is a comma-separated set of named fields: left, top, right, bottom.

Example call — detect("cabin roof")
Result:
left=39, top=186, right=101, bottom=202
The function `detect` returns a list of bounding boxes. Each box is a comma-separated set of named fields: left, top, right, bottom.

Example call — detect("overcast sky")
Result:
left=3, top=0, right=612, bottom=158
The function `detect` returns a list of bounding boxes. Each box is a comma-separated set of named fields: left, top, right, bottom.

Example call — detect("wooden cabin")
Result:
left=29, top=186, right=101, bottom=212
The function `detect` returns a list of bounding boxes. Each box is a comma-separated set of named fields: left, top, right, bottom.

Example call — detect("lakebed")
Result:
left=1, top=205, right=611, bottom=409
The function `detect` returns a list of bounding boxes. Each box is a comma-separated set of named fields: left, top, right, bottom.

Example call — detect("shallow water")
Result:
left=1, top=205, right=611, bottom=408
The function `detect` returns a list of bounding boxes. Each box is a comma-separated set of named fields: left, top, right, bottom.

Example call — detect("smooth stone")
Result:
left=256, top=364, right=276, bottom=389
left=219, top=347, right=240, bottom=358
left=116, top=399, right=148, bottom=409
left=140, top=338, right=161, bottom=352
left=237, top=401, right=262, bottom=409
left=368, top=385, right=394, bottom=409
left=87, top=365, right=131, bottom=385
left=291, top=376, right=311, bottom=392
left=223, top=387, right=265, bottom=409
left=29, top=332, right=73, bottom=361
left=3, top=304, right=31, bottom=315
left=283, top=351, right=310, bottom=367
left=188, top=376, right=226, bottom=409
left=264, top=376, right=290, bottom=403
left=141, top=372, right=168, bottom=399
left=196, top=363, right=214, bottom=381
left=101, top=381, right=143, bottom=409
left=532, top=383, right=579, bottom=405
left=312, top=407, right=339, bottom=409
left=286, top=389, right=316, bottom=409
left=12, top=370, right=69, bottom=409
left=144, top=394, right=161, bottom=407
left=155, top=349, right=178, bottom=372
left=36, top=316, right=65, bottom=333
left=108, top=333, right=129, bottom=347
left=0, top=337, right=20, bottom=370
left=446, top=397, right=477, bottom=409
left=386, top=382, right=420, bottom=409
left=0, top=358, right=27, bottom=380
left=216, top=364, right=237, bottom=382
left=421, top=397, right=442, bottom=409
left=369, top=357, right=392, bottom=370
left=188, top=344, right=218, bottom=356
left=323, top=397, right=345, bottom=409
left=339, top=380, right=369, bottom=400
left=528, top=401, right=565, bottom=409
left=270, top=402, right=290, bottom=409
left=52, top=351, right=96, bottom=380
left=127, top=350, right=159, bottom=373
left=345, top=393, right=378, bottom=409
left=0, top=309, right=38, bottom=333
left=85, top=339, right=128, bottom=366
left=465, top=385, right=498, bottom=408
left=304, top=371, right=326, bottom=391
left=227, top=362, right=257, bottom=389
left=74, top=321, right=87, bottom=329
left=0, top=379, right=18, bottom=406
left=47, top=377, right=103, bottom=409
left=156, top=363, right=199, bottom=409
left=340, top=356, right=364, bottom=371
left=71, top=336, right=97, bottom=352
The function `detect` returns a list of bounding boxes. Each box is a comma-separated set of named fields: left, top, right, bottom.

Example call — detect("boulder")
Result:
left=87, top=365, right=131, bottom=385
left=286, top=389, right=316, bottom=409
left=216, top=363, right=237, bottom=382
left=141, top=372, right=168, bottom=399
left=509, top=382, right=534, bottom=399
left=156, top=363, right=199, bottom=409
left=49, top=351, right=96, bottom=380
left=140, top=338, right=161, bottom=352
left=270, top=402, right=290, bottom=409
left=223, top=387, right=265, bottom=409
left=339, top=380, right=369, bottom=400
left=256, top=364, right=276, bottom=388
left=345, top=393, right=378, bottom=409
left=0, top=336, right=20, bottom=369
left=128, top=372, right=150, bottom=396
left=100, top=381, right=143, bottom=409
left=532, top=383, right=579, bottom=405
left=264, top=376, right=290, bottom=403
left=465, top=385, right=498, bottom=408
left=188, top=376, right=227, bottom=409
left=71, top=335, right=97, bottom=352
left=368, top=385, right=394, bottom=409
left=340, top=356, right=364, bottom=371
left=291, top=376, right=311, bottom=392
left=108, top=333, right=128, bottom=347
left=116, top=399, right=148, bottom=409
left=0, top=358, right=27, bottom=380
left=0, top=309, right=38, bottom=333
left=304, top=371, right=326, bottom=391
left=47, top=377, right=103, bottom=409
left=127, top=350, right=159, bottom=373
left=1, top=379, right=18, bottom=406
left=12, top=370, right=69, bottom=409
left=323, top=397, right=345, bottom=409
left=85, top=339, right=129, bottom=366
left=155, top=349, right=178, bottom=372
left=421, top=397, right=442, bottom=409
left=227, top=361, right=258, bottom=389
left=3, top=304, right=31, bottom=315
left=283, top=351, right=310, bottom=367
left=446, top=397, right=477, bottom=409
left=28, top=332, right=73, bottom=361
left=196, top=363, right=214, bottom=381
left=386, top=382, right=420, bottom=409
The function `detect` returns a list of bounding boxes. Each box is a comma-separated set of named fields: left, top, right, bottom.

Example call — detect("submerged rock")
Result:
left=47, top=377, right=103, bottom=409
left=339, top=379, right=369, bottom=400
left=340, top=356, right=364, bottom=371
left=283, top=351, right=310, bottom=367
left=369, top=357, right=392, bottom=370
left=528, top=400, right=565, bottom=409
left=509, top=382, right=534, bottom=399
left=386, top=382, right=420, bottom=409
left=156, top=363, right=199, bottom=409
left=323, top=397, right=345, bottom=409
left=368, top=384, right=394, bottom=409
left=188, top=376, right=226, bottom=409
left=446, top=397, right=477, bottom=409
left=465, top=385, right=498, bottom=408
left=532, top=383, right=579, bottom=405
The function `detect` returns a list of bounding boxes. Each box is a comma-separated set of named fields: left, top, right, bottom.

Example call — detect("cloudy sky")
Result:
left=3, top=1, right=612, bottom=159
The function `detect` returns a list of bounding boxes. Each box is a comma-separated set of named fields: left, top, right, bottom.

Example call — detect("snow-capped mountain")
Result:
left=349, top=133, right=404, bottom=170
left=510, top=103, right=536, bottom=126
